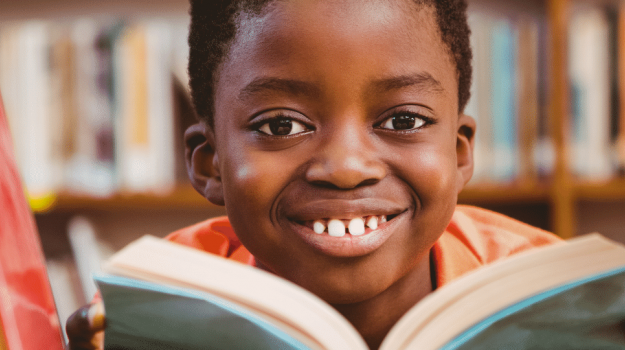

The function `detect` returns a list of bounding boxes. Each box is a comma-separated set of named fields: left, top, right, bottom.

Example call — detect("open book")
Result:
left=96, top=234, right=625, bottom=350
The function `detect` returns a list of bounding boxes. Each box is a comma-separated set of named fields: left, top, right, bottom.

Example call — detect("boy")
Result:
left=67, top=0, right=561, bottom=349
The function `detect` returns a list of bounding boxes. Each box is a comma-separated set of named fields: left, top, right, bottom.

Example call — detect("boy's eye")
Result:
left=258, top=118, right=308, bottom=136
left=379, top=113, right=426, bottom=130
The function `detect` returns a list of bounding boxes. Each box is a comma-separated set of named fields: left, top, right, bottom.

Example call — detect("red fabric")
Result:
left=165, top=205, right=562, bottom=288
left=0, top=93, right=64, bottom=349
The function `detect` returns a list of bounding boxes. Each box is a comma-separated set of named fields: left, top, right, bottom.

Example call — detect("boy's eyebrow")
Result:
left=369, top=72, right=445, bottom=95
left=238, top=73, right=444, bottom=101
left=238, top=77, right=320, bottom=100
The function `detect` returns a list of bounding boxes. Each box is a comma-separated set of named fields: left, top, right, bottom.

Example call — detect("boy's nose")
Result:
left=305, top=126, right=386, bottom=189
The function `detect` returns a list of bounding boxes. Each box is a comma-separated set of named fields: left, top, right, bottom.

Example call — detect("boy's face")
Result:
left=191, top=0, right=474, bottom=304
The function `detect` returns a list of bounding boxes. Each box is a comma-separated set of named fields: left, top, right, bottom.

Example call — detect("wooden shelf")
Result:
left=33, top=182, right=559, bottom=213
left=574, top=179, right=625, bottom=200
left=33, top=185, right=215, bottom=213
left=460, top=182, right=551, bottom=204
left=37, top=179, right=625, bottom=211
left=462, top=179, right=625, bottom=202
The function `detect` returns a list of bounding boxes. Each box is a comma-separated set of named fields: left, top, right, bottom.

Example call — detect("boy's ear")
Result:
left=184, top=123, right=225, bottom=206
left=456, top=113, right=476, bottom=194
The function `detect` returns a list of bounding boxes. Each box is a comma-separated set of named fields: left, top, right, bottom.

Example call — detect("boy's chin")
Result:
left=304, top=279, right=390, bottom=306
left=282, top=255, right=425, bottom=306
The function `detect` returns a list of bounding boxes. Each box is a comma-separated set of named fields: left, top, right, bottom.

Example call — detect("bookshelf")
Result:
left=2, top=0, right=625, bottom=251
left=461, top=0, right=625, bottom=242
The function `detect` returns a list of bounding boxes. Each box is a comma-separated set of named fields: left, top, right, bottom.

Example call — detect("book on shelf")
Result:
left=617, top=3, right=625, bottom=173
left=0, top=21, right=63, bottom=204
left=465, top=11, right=493, bottom=183
left=114, top=21, right=178, bottom=194
left=58, top=20, right=118, bottom=197
left=67, top=216, right=114, bottom=303
left=96, top=233, right=625, bottom=350
left=466, top=3, right=625, bottom=184
left=465, top=10, right=546, bottom=185
left=46, top=256, right=83, bottom=344
left=489, top=17, right=519, bottom=182
left=516, top=17, right=541, bottom=182
left=568, top=4, right=615, bottom=180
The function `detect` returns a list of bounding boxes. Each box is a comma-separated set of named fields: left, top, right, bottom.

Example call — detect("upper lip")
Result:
left=283, top=198, right=407, bottom=222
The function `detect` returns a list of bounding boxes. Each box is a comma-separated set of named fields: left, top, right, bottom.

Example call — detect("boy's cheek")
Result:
left=420, top=155, right=457, bottom=196
left=390, top=146, right=458, bottom=198
left=222, top=151, right=293, bottom=208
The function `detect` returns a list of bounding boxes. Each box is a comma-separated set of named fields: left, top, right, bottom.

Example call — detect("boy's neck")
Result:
left=331, top=253, right=433, bottom=350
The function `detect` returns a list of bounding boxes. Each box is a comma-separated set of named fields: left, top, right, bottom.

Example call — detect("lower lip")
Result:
left=287, top=214, right=404, bottom=258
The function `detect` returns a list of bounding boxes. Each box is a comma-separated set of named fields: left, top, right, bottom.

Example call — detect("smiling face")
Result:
left=192, top=0, right=475, bottom=304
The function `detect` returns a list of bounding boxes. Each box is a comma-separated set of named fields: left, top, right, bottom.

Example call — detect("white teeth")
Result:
left=348, top=218, right=365, bottom=236
left=313, top=220, right=326, bottom=234
left=327, top=219, right=346, bottom=237
left=311, top=215, right=388, bottom=236
left=366, top=216, right=378, bottom=230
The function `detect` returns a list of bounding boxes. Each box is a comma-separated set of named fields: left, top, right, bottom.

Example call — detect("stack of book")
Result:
left=0, top=17, right=190, bottom=202
left=467, top=4, right=625, bottom=185
left=3, top=4, right=625, bottom=200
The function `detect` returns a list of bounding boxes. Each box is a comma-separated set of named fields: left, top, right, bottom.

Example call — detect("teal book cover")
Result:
left=95, top=275, right=309, bottom=350
left=443, top=266, right=625, bottom=350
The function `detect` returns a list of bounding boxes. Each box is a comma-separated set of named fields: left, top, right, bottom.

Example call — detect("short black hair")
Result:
left=188, top=0, right=472, bottom=125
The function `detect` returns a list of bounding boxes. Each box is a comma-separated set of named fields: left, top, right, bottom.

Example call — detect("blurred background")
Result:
left=1, top=0, right=625, bottom=339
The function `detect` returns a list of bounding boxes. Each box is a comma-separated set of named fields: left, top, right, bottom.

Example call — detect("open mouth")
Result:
left=287, top=208, right=407, bottom=257
left=297, top=213, right=401, bottom=237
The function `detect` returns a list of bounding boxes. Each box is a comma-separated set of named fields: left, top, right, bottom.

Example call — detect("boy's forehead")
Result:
left=271, top=0, right=424, bottom=20
left=235, top=0, right=432, bottom=41
left=215, top=0, right=457, bottom=121
left=230, top=0, right=443, bottom=62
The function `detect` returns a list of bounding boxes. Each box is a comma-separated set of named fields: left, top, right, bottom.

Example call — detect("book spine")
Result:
left=112, top=20, right=181, bottom=193
left=534, top=18, right=555, bottom=178
left=46, top=257, right=83, bottom=344
left=516, top=17, right=540, bottom=183
left=115, top=24, right=152, bottom=192
left=568, top=6, right=613, bottom=180
left=466, top=11, right=493, bottom=184
left=67, top=216, right=112, bottom=302
left=13, top=22, right=62, bottom=205
left=145, top=20, right=176, bottom=193
left=63, top=20, right=117, bottom=197
left=489, top=18, right=519, bottom=182
left=617, top=4, right=625, bottom=173
left=170, top=18, right=196, bottom=184
left=467, top=9, right=546, bottom=186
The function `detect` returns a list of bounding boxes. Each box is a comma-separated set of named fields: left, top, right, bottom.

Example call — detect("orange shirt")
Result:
left=166, top=205, right=562, bottom=288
